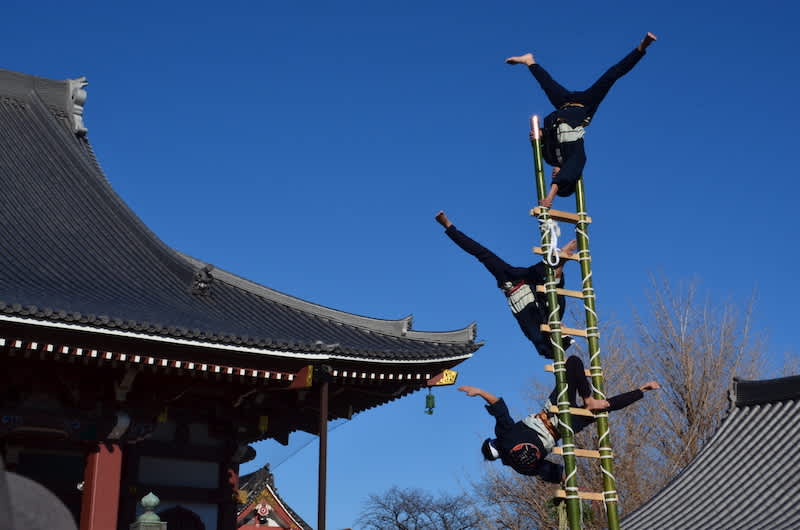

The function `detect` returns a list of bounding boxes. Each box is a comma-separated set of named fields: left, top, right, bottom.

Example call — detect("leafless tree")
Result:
left=470, top=277, right=771, bottom=527
left=357, top=486, right=480, bottom=530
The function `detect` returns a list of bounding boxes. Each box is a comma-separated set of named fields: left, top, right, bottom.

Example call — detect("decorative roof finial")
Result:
left=67, top=76, right=88, bottom=136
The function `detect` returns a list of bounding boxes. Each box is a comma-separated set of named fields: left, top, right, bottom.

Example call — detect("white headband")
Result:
left=488, top=440, right=500, bottom=459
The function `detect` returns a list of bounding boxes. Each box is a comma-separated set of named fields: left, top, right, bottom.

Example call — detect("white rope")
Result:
left=539, top=217, right=561, bottom=267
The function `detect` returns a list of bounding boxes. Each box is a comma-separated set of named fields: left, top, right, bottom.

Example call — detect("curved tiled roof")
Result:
left=622, top=374, right=800, bottom=530
left=238, top=464, right=311, bottom=530
left=0, top=68, right=481, bottom=363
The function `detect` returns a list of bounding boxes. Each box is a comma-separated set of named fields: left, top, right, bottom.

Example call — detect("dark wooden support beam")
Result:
left=317, top=365, right=331, bottom=530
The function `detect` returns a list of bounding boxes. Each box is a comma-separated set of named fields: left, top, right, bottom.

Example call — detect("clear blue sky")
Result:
left=4, top=1, right=797, bottom=528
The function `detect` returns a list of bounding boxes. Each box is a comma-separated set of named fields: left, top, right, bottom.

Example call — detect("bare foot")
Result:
left=640, top=381, right=660, bottom=392
left=435, top=210, right=452, bottom=228
left=539, top=181, right=558, bottom=208
left=583, top=396, right=610, bottom=411
left=561, top=239, right=577, bottom=257
left=638, top=32, right=657, bottom=52
left=505, top=53, right=535, bottom=66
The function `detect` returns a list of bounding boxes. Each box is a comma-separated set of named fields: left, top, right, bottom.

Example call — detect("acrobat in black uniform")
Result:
left=459, top=356, right=660, bottom=480
left=436, top=211, right=573, bottom=360
left=506, top=32, right=657, bottom=207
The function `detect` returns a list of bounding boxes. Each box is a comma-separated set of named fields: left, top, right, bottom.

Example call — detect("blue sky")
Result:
left=4, top=1, right=798, bottom=528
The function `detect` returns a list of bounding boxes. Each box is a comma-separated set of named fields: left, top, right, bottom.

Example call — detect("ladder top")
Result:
left=531, top=207, right=592, bottom=224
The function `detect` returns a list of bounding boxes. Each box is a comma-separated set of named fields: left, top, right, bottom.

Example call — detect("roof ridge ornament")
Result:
left=67, top=76, right=88, bottom=136
left=191, top=264, right=215, bottom=296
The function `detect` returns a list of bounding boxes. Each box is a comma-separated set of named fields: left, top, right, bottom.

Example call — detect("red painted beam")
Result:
left=80, top=444, right=122, bottom=530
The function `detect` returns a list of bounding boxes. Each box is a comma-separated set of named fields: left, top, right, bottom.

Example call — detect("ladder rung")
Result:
left=531, top=207, right=592, bottom=224
left=555, top=489, right=604, bottom=502
left=553, top=447, right=601, bottom=458
left=533, top=247, right=580, bottom=261
left=544, top=364, right=590, bottom=377
left=540, top=324, right=588, bottom=338
left=535, top=285, right=583, bottom=299
left=549, top=405, right=595, bottom=417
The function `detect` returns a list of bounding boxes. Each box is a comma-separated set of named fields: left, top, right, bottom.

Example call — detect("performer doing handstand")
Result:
left=506, top=32, right=657, bottom=207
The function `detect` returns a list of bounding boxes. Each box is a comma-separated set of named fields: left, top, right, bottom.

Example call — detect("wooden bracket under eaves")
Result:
left=427, top=369, right=458, bottom=386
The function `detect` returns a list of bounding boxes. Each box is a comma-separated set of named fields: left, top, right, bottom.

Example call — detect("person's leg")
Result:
left=606, top=382, right=659, bottom=411
left=564, top=356, right=590, bottom=406
left=528, top=64, right=572, bottom=109
left=506, top=53, right=572, bottom=108
left=572, top=48, right=644, bottom=113
left=571, top=33, right=656, bottom=113
left=565, top=355, right=609, bottom=410
left=559, top=357, right=596, bottom=434
left=436, top=211, right=512, bottom=284
left=550, top=140, right=586, bottom=198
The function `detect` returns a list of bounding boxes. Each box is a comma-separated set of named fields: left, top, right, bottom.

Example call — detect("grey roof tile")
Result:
left=0, top=68, right=481, bottom=363
left=622, top=374, right=800, bottom=530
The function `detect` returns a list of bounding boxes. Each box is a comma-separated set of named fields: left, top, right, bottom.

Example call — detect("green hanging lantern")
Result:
left=425, top=389, right=435, bottom=414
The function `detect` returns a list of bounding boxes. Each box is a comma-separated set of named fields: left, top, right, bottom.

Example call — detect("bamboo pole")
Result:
left=529, top=116, right=582, bottom=530
left=574, top=179, right=621, bottom=530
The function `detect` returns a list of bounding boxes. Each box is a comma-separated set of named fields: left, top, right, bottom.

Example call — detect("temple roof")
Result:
left=238, top=464, right=311, bottom=530
left=622, top=374, right=800, bottom=530
left=0, top=68, right=481, bottom=364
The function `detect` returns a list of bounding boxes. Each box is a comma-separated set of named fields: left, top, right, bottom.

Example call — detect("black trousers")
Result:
left=528, top=48, right=645, bottom=196
left=443, top=225, right=566, bottom=359
left=550, top=355, right=644, bottom=433
left=529, top=48, right=645, bottom=118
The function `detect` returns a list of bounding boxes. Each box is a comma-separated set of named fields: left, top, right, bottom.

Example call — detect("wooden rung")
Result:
left=544, top=364, right=590, bottom=377
left=540, top=324, right=588, bottom=338
left=531, top=207, right=592, bottom=224
left=535, top=285, right=583, bottom=299
left=553, top=447, right=601, bottom=458
left=549, top=405, right=595, bottom=417
left=555, top=489, right=604, bottom=502
left=533, top=247, right=580, bottom=261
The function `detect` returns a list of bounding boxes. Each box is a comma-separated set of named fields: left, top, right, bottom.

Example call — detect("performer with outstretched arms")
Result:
left=435, top=210, right=574, bottom=359
left=459, top=355, right=660, bottom=481
left=506, top=32, right=657, bottom=207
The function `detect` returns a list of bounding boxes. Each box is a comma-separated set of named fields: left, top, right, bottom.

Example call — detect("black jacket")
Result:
left=486, top=398, right=546, bottom=476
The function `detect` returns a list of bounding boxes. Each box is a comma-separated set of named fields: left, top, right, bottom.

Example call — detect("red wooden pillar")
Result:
left=80, top=443, right=122, bottom=530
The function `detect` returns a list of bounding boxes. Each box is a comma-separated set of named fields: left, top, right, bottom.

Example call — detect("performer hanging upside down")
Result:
left=459, top=355, right=660, bottom=481
left=506, top=32, right=657, bottom=208
left=435, top=210, right=575, bottom=360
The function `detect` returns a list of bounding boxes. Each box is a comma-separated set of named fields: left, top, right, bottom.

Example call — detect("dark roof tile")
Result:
left=0, top=68, right=482, bottom=364
left=622, top=374, right=800, bottom=529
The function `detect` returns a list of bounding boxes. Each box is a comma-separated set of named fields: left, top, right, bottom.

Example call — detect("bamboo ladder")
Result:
left=528, top=115, right=620, bottom=530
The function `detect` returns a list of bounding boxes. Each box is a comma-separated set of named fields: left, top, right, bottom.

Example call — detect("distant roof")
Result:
left=0, top=68, right=481, bottom=364
left=238, top=464, right=311, bottom=530
left=622, top=374, right=800, bottom=530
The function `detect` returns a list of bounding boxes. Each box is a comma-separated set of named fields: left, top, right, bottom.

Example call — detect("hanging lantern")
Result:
left=425, top=389, right=435, bottom=415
